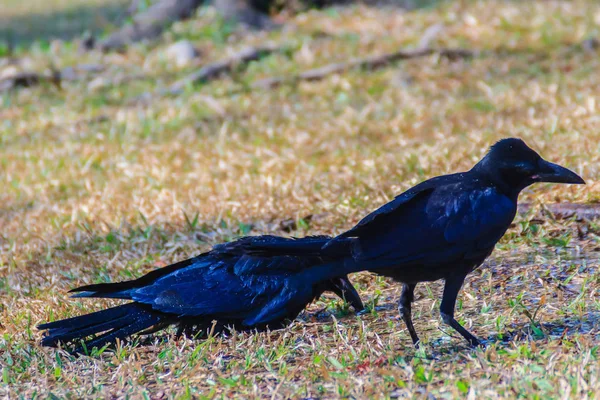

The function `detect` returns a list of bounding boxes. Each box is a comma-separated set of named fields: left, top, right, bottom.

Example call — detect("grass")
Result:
left=1, top=0, right=600, bottom=398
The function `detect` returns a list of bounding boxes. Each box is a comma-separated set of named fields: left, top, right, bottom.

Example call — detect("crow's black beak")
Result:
left=534, top=159, right=585, bottom=184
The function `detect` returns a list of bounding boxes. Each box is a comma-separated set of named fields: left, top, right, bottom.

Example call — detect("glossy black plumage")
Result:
left=39, top=235, right=363, bottom=353
left=324, top=138, right=584, bottom=345
left=39, top=137, right=584, bottom=352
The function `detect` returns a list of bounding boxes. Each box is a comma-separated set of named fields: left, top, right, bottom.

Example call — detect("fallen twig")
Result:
left=0, top=64, right=105, bottom=92
left=518, top=203, right=600, bottom=221
left=98, top=0, right=205, bottom=52
left=163, top=44, right=281, bottom=96
left=0, top=72, right=44, bottom=91
left=251, top=47, right=475, bottom=89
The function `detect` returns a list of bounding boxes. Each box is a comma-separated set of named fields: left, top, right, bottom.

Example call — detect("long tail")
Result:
left=38, top=303, right=169, bottom=353
left=68, top=256, right=198, bottom=299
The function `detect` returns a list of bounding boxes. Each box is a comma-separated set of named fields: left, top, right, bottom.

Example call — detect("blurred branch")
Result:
left=98, top=0, right=205, bottom=52
left=214, top=0, right=276, bottom=30
left=95, top=0, right=279, bottom=52
left=0, top=72, right=45, bottom=91
left=251, top=47, right=475, bottom=89
left=0, top=64, right=104, bottom=92
left=162, top=44, right=281, bottom=95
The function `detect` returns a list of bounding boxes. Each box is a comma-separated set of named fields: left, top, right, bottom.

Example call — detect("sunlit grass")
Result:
left=1, top=0, right=599, bottom=398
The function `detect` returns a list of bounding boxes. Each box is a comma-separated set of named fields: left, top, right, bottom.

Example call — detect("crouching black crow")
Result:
left=39, top=235, right=363, bottom=353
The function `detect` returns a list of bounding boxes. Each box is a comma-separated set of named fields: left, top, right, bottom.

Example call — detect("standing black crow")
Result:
left=323, top=138, right=584, bottom=346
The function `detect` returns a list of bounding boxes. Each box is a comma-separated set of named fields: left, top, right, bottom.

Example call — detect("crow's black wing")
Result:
left=127, top=254, right=288, bottom=318
left=71, top=235, right=356, bottom=326
left=325, top=178, right=516, bottom=266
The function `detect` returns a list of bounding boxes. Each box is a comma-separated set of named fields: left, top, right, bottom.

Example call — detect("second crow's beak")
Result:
left=534, top=159, right=586, bottom=185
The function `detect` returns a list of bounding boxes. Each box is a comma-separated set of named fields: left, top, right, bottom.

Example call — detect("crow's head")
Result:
left=474, top=138, right=584, bottom=193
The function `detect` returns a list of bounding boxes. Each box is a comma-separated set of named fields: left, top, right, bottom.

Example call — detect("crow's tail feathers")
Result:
left=215, top=235, right=331, bottom=257
left=38, top=303, right=170, bottom=354
left=69, top=257, right=199, bottom=299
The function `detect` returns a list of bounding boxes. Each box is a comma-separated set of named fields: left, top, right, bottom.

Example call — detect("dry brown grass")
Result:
left=1, top=0, right=599, bottom=398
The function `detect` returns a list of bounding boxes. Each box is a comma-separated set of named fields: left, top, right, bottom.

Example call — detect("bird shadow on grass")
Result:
left=489, top=313, right=600, bottom=344
left=427, top=312, right=600, bottom=359
left=56, top=305, right=363, bottom=357
left=54, top=307, right=599, bottom=358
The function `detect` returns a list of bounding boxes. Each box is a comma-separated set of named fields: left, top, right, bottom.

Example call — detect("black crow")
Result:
left=39, top=235, right=363, bottom=353
left=323, top=138, right=584, bottom=346
left=40, top=138, right=584, bottom=352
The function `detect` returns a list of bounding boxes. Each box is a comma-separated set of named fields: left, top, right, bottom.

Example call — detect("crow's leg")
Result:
left=398, top=283, right=420, bottom=346
left=440, top=275, right=480, bottom=346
